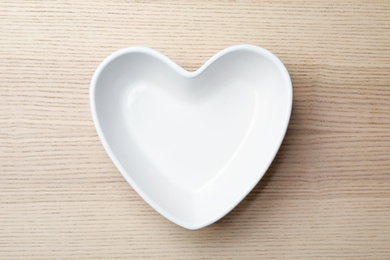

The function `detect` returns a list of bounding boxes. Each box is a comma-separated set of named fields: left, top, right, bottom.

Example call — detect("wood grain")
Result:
left=1, top=0, right=390, bottom=259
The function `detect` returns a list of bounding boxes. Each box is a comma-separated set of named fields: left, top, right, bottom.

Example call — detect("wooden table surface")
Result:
left=1, top=1, right=390, bottom=259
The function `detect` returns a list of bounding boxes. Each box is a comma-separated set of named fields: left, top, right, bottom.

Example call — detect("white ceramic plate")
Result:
left=90, top=45, right=292, bottom=230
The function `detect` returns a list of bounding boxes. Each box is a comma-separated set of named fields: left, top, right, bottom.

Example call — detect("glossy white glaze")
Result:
left=90, top=45, right=292, bottom=229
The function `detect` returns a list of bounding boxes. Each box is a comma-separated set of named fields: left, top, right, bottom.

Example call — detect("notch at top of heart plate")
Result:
left=90, top=45, right=292, bottom=230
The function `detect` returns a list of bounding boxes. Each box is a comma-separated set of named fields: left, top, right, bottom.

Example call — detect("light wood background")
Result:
left=1, top=0, right=390, bottom=259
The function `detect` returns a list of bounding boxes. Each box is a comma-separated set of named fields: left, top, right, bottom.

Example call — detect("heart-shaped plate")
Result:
left=90, top=45, right=292, bottom=229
